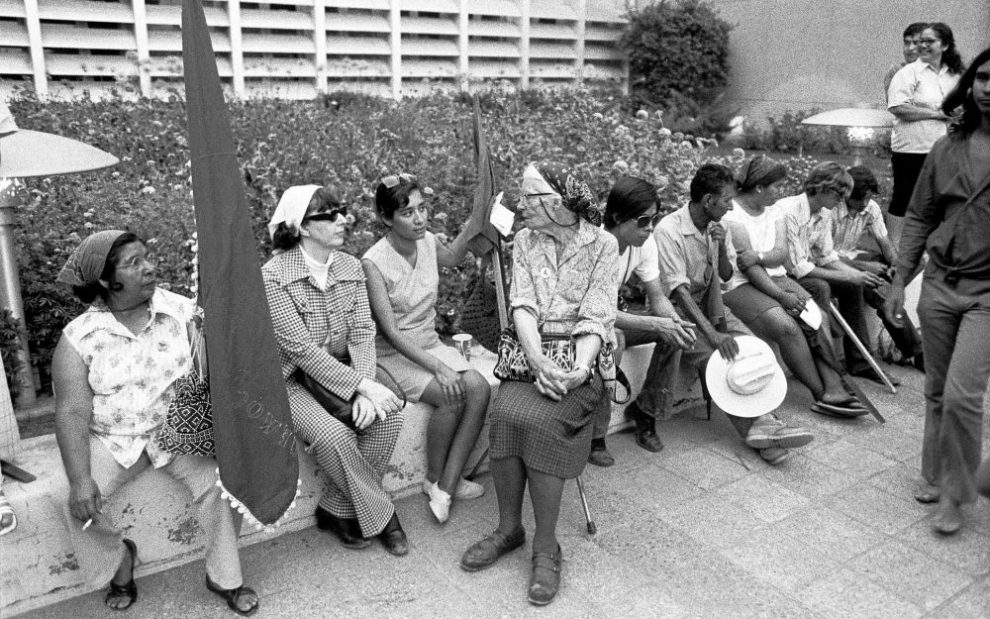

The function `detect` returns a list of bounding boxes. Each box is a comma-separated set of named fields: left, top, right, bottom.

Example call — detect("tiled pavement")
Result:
left=21, top=363, right=990, bottom=618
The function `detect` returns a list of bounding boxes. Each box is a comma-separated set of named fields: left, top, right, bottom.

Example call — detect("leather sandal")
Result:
left=105, top=538, right=138, bottom=611
left=811, top=401, right=869, bottom=418
left=206, top=575, right=260, bottom=616
left=527, top=545, right=563, bottom=606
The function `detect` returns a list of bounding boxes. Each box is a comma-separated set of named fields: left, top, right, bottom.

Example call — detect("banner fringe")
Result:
left=215, top=468, right=302, bottom=534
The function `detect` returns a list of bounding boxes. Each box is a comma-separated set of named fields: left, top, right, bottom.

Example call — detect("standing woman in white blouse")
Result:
left=886, top=22, right=964, bottom=243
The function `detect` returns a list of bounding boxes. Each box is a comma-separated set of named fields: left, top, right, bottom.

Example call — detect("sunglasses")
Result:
left=381, top=173, right=417, bottom=188
left=305, top=207, right=347, bottom=223
left=634, top=213, right=662, bottom=228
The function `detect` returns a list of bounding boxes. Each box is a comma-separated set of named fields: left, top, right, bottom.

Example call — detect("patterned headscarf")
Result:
left=56, top=229, right=128, bottom=287
left=532, top=162, right=604, bottom=226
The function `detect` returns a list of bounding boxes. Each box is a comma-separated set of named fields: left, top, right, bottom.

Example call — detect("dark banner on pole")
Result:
left=182, top=0, right=298, bottom=526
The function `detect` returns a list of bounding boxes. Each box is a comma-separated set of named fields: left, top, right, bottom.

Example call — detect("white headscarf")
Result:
left=267, top=185, right=321, bottom=239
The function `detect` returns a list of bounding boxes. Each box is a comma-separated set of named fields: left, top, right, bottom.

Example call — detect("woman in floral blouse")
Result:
left=460, top=164, right=618, bottom=606
left=52, top=230, right=259, bottom=615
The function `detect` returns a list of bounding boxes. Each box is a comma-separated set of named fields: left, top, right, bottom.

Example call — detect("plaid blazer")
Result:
left=262, top=246, right=377, bottom=400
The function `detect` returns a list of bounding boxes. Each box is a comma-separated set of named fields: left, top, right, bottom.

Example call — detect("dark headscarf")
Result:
left=533, top=162, right=604, bottom=226
left=736, top=155, right=787, bottom=193
left=56, top=229, right=127, bottom=287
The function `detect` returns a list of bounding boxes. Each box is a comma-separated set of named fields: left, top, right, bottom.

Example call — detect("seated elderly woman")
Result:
left=722, top=156, right=868, bottom=417
left=362, top=174, right=490, bottom=524
left=460, top=164, right=618, bottom=606
left=262, top=186, right=407, bottom=555
left=52, top=230, right=259, bottom=615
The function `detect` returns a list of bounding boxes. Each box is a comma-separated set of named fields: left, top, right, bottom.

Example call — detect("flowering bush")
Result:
left=7, top=87, right=832, bottom=392
left=741, top=109, right=893, bottom=157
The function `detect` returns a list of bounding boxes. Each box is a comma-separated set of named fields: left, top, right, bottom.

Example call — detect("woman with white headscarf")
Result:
left=262, top=185, right=408, bottom=555
left=460, top=163, right=618, bottom=606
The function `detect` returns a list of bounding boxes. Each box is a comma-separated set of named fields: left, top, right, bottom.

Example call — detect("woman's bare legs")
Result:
left=420, top=370, right=490, bottom=495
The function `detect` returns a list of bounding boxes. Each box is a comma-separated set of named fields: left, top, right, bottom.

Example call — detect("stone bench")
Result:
left=1, top=343, right=687, bottom=616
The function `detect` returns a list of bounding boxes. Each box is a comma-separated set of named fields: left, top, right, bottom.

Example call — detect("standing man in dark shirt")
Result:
left=887, top=47, right=990, bottom=535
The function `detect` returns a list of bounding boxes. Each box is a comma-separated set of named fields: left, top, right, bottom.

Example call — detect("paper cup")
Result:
left=452, top=333, right=473, bottom=361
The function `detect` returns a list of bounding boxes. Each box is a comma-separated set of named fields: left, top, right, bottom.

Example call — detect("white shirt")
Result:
left=887, top=60, right=960, bottom=153
left=776, top=193, right=839, bottom=279
left=617, top=234, right=661, bottom=286
left=722, top=201, right=786, bottom=291
left=300, top=245, right=333, bottom=291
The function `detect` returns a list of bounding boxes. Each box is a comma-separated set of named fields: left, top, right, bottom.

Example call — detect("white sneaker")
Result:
left=453, top=478, right=485, bottom=500
left=426, top=482, right=451, bottom=523
left=421, top=478, right=485, bottom=500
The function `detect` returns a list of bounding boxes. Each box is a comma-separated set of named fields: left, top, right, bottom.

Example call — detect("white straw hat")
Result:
left=705, top=335, right=787, bottom=417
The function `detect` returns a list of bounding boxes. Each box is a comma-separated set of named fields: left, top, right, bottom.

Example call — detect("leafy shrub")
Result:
left=8, top=86, right=832, bottom=391
left=620, top=0, right=734, bottom=136
left=1, top=310, right=24, bottom=399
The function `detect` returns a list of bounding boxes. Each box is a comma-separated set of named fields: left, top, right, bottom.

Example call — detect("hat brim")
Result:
left=799, top=300, right=822, bottom=330
left=705, top=335, right=787, bottom=418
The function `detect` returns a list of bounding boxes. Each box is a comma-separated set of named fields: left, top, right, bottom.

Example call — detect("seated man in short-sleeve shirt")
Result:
left=588, top=176, right=697, bottom=466
left=655, top=164, right=814, bottom=466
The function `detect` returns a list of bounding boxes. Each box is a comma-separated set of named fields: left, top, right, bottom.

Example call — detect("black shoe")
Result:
left=377, top=512, right=408, bottom=556
left=912, top=353, right=925, bottom=372
left=315, top=506, right=370, bottom=549
left=627, top=402, right=663, bottom=453
left=460, top=527, right=526, bottom=572
left=588, top=439, right=615, bottom=467
left=528, top=545, right=563, bottom=606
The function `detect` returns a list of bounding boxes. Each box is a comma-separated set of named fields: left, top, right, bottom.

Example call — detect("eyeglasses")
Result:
left=634, top=213, right=662, bottom=228
left=305, top=207, right=347, bottom=223
left=381, top=173, right=417, bottom=188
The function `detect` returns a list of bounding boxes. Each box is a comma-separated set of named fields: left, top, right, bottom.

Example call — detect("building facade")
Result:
left=0, top=0, right=629, bottom=99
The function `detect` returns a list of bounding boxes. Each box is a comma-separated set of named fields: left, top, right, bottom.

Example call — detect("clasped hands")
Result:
left=532, top=356, right=589, bottom=402
left=353, top=378, right=404, bottom=430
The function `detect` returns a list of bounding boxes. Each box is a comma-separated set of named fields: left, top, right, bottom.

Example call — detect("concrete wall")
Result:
left=710, top=0, right=990, bottom=123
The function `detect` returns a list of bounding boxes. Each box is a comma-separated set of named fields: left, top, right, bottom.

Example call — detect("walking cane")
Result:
left=827, top=301, right=897, bottom=394
left=575, top=475, right=597, bottom=535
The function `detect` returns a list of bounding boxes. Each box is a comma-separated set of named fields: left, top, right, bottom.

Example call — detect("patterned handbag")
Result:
left=459, top=255, right=502, bottom=353
left=493, top=328, right=631, bottom=403
left=157, top=313, right=216, bottom=457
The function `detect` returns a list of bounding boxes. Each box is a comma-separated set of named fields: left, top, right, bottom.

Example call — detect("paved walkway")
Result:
left=21, top=364, right=989, bottom=618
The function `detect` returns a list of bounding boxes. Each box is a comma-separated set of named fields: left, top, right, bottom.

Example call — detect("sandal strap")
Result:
left=531, top=552, right=561, bottom=573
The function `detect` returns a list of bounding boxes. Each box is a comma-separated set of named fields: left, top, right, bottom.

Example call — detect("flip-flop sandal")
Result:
left=811, top=402, right=870, bottom=418
left=105, top=538, right=138, bottom=611
left=206, top=575, right=260, bottom=617
left=0, top=492, right=17, bottom=537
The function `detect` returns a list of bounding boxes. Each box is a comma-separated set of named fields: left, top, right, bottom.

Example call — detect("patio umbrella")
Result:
left=0, top=98, right=119, bottom=406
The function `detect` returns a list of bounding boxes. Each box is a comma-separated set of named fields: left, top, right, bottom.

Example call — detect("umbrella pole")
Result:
left=0, top=187, right=35, bottom=406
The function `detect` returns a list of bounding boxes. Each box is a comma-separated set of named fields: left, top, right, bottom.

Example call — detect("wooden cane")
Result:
left=827, top=301, right=897, bottom=394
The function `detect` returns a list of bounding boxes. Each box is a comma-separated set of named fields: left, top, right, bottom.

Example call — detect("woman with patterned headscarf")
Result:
left=459, top=163, right=618, bottom=605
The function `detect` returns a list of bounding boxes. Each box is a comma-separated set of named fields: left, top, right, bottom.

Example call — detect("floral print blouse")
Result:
left=510, top=219, right=619, bottom=343
left=62, top=288, right=194, bottom=469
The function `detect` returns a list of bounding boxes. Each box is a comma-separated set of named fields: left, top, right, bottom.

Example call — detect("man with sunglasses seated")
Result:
left=777, top=162, right=896, bottom=384
left=656, top=164, right=814, bottom=466
left=587, top=176, right=697, bottom=466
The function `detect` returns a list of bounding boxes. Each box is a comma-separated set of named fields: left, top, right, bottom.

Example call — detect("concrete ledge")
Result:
left=1, top=343, right=702, bottom=616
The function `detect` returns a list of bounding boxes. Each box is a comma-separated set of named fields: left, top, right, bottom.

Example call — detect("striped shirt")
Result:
left=777, top=193, right=839, bottom=279
left=831, top=200, right=888, bottom=259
